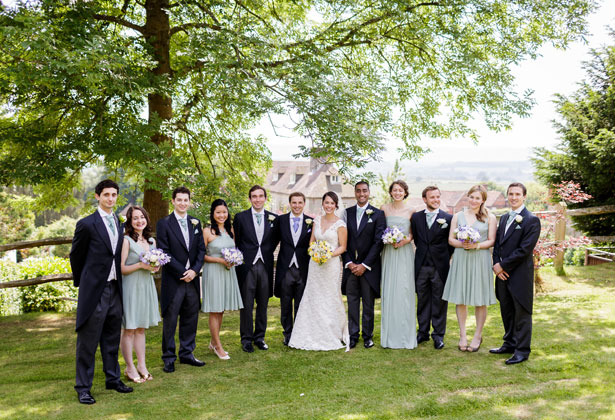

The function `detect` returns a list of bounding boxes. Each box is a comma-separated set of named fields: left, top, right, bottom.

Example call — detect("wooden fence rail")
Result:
left=0, top=237, right=72, bottom=252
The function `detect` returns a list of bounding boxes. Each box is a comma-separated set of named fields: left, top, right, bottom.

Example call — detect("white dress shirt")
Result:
left=97, top=207, right=118, bottom=281
left=505, top=205, right=526, bottom=234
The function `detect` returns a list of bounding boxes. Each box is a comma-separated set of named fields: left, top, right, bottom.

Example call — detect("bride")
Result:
left=289, top=191, right=349, bottom=351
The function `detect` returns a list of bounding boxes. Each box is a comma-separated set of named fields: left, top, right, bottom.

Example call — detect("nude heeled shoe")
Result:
left=209, top=342, right=230, bottom=360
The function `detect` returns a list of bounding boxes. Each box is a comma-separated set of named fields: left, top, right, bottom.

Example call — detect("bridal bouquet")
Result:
left=455, top=225, right=481, bottom=244
left=140, top=248, right=171, bottom=267
left=381, top=226, right=406, bottom=245
left=221, top=247, right=244, bottom=269
left=308, top=240, right=333, bottom=265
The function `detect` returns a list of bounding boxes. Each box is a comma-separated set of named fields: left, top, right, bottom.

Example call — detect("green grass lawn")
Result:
left=1, top=263, right=614, bottom=419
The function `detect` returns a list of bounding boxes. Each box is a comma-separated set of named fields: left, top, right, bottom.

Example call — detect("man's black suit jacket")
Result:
left=410, top=209, right=454, bottom=283
left=493, top=207, right=541, bottom=313
left=342, top=204, right=386, bottom=298
left=273, top=213, right=313, bottom=298
left=70, top=211, right=124, bottom=331
left=156, top=213, right=206, bottom=317
left=233, top=209, right=280, bottom=297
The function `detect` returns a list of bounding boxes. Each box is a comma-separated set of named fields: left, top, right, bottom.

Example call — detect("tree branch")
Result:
left=170, top=22, right=222, bottom=36
left=92, top=13, right=144, bottom=34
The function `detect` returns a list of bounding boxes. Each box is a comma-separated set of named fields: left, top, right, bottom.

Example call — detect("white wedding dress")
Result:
left=289, top=216, right=350, bottom=351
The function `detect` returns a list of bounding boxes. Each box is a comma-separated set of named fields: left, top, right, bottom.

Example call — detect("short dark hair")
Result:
left=354, top=180, right=370, bottom=189
left=289, top=192, right=306, bottom=203
left=124, top=206, right=153, bottom=243
left=249, top=185, right=267, bottom=199
left=172, top=186, right=191, bottom=200
left=322, top=191, right=339, bottom=209
left=389, top=180, right=409, bottom=199
left=95, top=179, right=119, bottom=196
left=507, top=182, right=527, bottom=196
left=422, top=185, right=440, bottom=198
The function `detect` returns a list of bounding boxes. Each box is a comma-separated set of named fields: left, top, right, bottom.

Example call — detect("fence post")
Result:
left=554, top=202, right=567, bottom=275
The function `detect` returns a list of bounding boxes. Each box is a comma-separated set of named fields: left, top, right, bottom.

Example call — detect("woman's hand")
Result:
left=393, top=237, right=412, bottom=249
left=462, top=241, right=477, bottom=250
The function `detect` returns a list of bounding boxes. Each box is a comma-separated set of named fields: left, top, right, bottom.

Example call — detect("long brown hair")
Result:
left=124, top=206, right=153, bottom=243
left=467, top=185, right=488, bottom=222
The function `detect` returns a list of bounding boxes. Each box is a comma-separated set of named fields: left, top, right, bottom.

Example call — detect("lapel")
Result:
left=501, top=207, right=527, bottom=245
left=300, top=216, right=312, bottom=242
left=245, top=209, right=260, bottom=244
left=187, top=215, right=195, bottom=250
left=169, top=214, right=189, bottom=252
left=94, top=212, right=113, bottom=254
left=263, top=211, right=271, bottom=239
left=281, top=213, right=292, bottom=245
left=347, top=206, right=358, bottom=234
left=357, top=204, right=371, bottom=235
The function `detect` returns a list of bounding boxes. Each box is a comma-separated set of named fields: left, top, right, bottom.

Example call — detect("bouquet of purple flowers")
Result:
left=221, top=247, right=244, bottom=269
left=381, top=226, right=406, bottom=245
left=140, top=248, right=171, bottom=267
left=455, top=225, right=481, bottom=244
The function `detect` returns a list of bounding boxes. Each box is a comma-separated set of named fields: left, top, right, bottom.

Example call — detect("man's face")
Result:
left=423, top=189, right=441, bottom=211
left=172, top=193, right=191, bottom=215
left=355, top=183, right=370, bottom=206
left=250, top=189, right=266, bottom=211
left=95, top=187, right=118, bottom=212
left=507, top=186, right=526, bottom=210
left=289, top=196, right=305, bottom=216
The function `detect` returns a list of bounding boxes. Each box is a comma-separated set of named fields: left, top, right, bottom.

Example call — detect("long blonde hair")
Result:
left=467, top=185, right=488, bottom=222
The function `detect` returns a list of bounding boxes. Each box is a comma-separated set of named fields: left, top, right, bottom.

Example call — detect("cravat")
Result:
left=256, top=213, right=263, bottom=225
left=356, top=207, right=365, bottom=225
left=105, top=215, right=116, bottom=235
left=505, top=211, right=517, bottom=232
left=179, top=218, right=187, bottom=230
left=426, top=212, right=436, bottom=228
left=292, top=217, right=300, bottom=233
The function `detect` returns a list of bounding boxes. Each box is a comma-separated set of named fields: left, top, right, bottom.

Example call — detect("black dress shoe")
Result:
left=417, top=336, right=429, bottom=344
left=254, top=341, right=269, bottom=350
left=283, top=337, right=290, bottom=346
left=179, top=356, right=206, bottom=367
left=505, top=354, right=529, bottom=365
left=163, top=361, right=175, bottom=373
left=105, top=380, right=133, bottom=393
left=433, top=339, right=445, bottom=350
left=242, top=342, right=255, bottom=353
left=77, top=391, right=96, bottom=405
left=349, top=339, right=357, bottom=349
left=364, top=338, right=375, bottom=349
left=489, top=346, right=515, bottom=354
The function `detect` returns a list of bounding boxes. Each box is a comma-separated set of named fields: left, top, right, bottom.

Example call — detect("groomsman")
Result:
left=274, top=192, right=314, bottom=346
left=411, top=186, right=453, bottom=349
left=70, top=179, right=132, bottom=404
left=234, top=185, right=280, bottom=353
left=491, top=182, right=541, bottom=365
left=157, top=186, right=207, bottom=373
left=342, top=181, right=386, bottom=349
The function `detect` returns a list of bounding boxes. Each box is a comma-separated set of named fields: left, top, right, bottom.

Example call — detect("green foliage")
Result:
left=564, top=246, right=587, bottom=266
left=0, top=0, right=597, bottom=218
left=374, top=159, right=405, bottom=207
left=533, top=38, right=615, bottom=235
left=0, top=190, right=35, bottom=244
left=0, top=260, right=21, bottom=316
left=29, top=216, right=79, bottom=258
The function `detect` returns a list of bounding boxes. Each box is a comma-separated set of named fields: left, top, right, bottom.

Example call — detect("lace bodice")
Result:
left=314, top=216, right=346, bottom=249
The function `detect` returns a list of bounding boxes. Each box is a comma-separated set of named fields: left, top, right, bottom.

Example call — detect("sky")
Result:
left=258, top=1, right=615, bottom=165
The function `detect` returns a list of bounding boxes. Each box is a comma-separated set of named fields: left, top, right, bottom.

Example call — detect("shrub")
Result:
left=18, top=257, right=77, bottom=313
left=0, top=260, right=22, bottom=316
left=564, top=247, right=587, bottom=267
left=29, top=216, right=78, bottom=258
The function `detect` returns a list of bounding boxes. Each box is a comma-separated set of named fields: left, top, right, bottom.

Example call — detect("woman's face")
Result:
left=322, top=196, right=337, bottom=214
left=468, top=191, right=484, bottom=210
left=131, top=209, right=147, bottom=232
left=390, top=184, right=406, bottom=202
left=213, top=205, right=228, bottom=225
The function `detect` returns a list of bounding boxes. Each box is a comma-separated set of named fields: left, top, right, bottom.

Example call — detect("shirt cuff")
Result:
left=344, top=262, right=352, bottom=269
left=362, top=263, right=371, bottom=271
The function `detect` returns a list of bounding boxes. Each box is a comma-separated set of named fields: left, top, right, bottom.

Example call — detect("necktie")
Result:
left=426, top=212, right=436, bottom=228
left=106, top=215, right=116, bottom=235
left=356, top=207, right=365, bottom=225
left=256, top=213, right=263, bottom=225
left=179, top=218, right=187, bottom=231
left=505, top=211, right=517, bottom=232
left=293, top=217, right=300, bottom=233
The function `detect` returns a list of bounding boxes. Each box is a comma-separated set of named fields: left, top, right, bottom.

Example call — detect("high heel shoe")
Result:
left=137, top=369, right=153, bottom=381
left=124, top=370, right=145, bottom=384
left=209, top=342, right=230, bottom=360
left=468, top=338, right=483, bottom=353
left=458, top=342, right=469, bottom=352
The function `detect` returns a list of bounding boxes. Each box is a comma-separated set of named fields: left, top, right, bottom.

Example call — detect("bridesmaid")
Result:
left=120, top=206, right=161, bottom=383
left=202, top=199, right=244, bottom=360
left=379, top=180, right=417, bottom=349
left=442, top=185, right=497, bottom=352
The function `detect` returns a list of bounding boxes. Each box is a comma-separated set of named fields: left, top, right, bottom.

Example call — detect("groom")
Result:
left=70, top=179, right=132, bottom=404
left=491, top=182, right=541, bottom=365
left=157, top=186, right=207, bottom=373
left=342, top=181, right=386, bottom=349
left=274, top=192, right=314, bottom=346
left=411, top=186, right=453, bottom=350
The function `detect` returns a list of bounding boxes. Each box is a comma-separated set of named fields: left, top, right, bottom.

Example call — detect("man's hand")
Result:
left=352, top=264, right=367, bottom=276
left=180, top=269, right=197, bottom=282
left=493, top=263, right=509, bottom=281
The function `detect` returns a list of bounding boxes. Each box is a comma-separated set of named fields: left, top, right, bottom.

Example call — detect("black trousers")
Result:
left=280, top=266, right=306, bottom=340
left=240, top=260, right=269, bottom=344
left=496, top=278, right=532, bottom=357
left=75, top=281, right=122, bottom=393
left=415, top=265, right=448, bottom=341
left=162, top=281, right=200, bottom=363
left=346, top=273, right=375, bottom=341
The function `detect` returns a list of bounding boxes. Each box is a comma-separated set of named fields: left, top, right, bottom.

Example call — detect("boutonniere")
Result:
left=365, top=208, right=374, bottom=223
left=268, top=214, right=276, bottom=227
left=191, top=218, right=199, bottom=226
left=118, top=214, right=126, bottom=224
left=436, top=218, right=448, bottom=228
left=515, top=215, right=523, bottom=224
left=305, top=219, right=313, bottom=226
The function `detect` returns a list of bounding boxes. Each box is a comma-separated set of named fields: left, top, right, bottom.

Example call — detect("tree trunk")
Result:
left=143, top=0, right=173, bottom=229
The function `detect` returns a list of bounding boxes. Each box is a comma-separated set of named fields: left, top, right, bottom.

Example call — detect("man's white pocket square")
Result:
left=515, top=225, right=522, bottom=230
